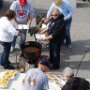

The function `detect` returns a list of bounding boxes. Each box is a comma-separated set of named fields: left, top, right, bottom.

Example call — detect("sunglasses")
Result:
left=51, top=14, right=59, bottom=16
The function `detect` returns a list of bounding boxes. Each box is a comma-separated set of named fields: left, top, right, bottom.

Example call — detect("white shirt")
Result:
left=0, top=17, right=19, bottom=42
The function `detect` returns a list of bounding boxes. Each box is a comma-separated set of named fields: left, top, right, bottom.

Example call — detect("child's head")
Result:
left=51, top=9, right=60, bottom=19
left=62, top=67, right=74, bottom=81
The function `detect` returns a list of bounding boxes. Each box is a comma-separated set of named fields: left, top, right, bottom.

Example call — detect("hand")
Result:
left=64, top=17, right=67, bottom=21
left=42, top=37, right=48, bottom=41
left=18, top=32, right=22, bottom=37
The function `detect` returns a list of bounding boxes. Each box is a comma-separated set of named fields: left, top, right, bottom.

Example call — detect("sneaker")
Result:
left=10, top=47, right=15, bottom=53
left=66, top=45, right=72, bottom=49
left=4, top=65, right=15, bottom=69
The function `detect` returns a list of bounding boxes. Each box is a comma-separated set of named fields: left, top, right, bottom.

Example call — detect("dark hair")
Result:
left=62, top=77, right=89, bottom=90
left=5, top=10, right=16, bottom=20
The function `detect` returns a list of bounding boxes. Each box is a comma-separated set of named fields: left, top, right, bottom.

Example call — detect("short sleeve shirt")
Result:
left=23, top=68, right=49, bottom=90
left=10, top=1, right=34, bottom=24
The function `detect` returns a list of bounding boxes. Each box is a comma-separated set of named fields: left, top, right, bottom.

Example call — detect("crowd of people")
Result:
left=0, top=0, right=73, bottom=70
left=0, top=0, right=90, bottom=90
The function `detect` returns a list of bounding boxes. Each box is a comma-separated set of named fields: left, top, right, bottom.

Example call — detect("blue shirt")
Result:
left=23, top=68, right=49, bottom=90
left=47, top=0, right=73, bottom=20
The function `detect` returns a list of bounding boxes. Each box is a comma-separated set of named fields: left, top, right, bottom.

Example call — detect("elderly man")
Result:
left=59, top=67, right=74, bottom=88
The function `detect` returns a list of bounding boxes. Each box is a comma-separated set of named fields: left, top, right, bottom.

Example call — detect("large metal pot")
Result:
left=21, top=41, right=42, bottom=64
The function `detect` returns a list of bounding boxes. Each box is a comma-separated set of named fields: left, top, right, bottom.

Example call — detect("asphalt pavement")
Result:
left=0, top=0, right=90, bottom=79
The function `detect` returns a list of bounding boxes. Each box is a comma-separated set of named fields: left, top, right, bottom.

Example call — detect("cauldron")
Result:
left=21, top=41, right=42, bottom=64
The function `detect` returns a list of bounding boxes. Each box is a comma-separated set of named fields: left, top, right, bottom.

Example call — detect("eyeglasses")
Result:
left=51, top=14, right=59, bottom=16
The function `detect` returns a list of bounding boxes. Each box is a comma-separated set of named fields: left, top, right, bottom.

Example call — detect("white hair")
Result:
left=63, top=67, right=74, bottom=78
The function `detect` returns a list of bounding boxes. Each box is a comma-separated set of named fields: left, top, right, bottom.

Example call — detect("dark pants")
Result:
left=0, top=42, right=11, bottom=68
left=65, top=17, right=72, bottom=45
left=49, top=39, right=62, bottom=69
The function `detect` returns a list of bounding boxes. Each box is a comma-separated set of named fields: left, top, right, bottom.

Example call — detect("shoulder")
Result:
left=27, top=2, right=33, bottom=7
left=62, top=0, right=69, bottom=3
left=11, top=1, right=18, bottom=5
left=50, top=2, right=56, bottom=7
left=1, top=17, right=10, bottom=23
left=60, top=14, right=64, bottom=19
left=10, top=1, right=19, bottom=8
left=62, top=0, right=71, bottom=6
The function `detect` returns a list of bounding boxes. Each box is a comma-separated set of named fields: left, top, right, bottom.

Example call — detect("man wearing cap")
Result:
left=10, top=0, right=34, bottom=52
left=23, top=58, right=50, bottom=90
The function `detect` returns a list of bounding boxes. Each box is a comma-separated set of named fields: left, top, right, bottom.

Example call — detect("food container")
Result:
left=35, top=34, right=46, bottom=40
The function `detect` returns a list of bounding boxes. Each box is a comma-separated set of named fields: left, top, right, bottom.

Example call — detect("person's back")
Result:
left=23, top=68, right=49, bottom=90
left=23, top=58, right=50, bottom=90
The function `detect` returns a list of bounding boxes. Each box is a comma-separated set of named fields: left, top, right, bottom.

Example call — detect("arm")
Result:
left=27, top=17, right=33, bottom=27
left=43, top=34, right=53, bottom=41
left=27, top=4, right=34, bottom=27
left=7, top=22, right=22, bottom=37
left=64, top=1, right=73, bottom=20
left=42, top=77, right=49, bottom=90
left=10, top=1, right=17, bottom=11
left=47, top=3, right=55, bottom=18
left=40, top=28, right=48, bottom=34
left=11, top=18, right=18, bottom=28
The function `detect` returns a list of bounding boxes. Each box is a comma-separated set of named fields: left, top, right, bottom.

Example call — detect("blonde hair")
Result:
left=51, top=8, right=60, bottom=15
left=54, top=0, right=63, bottom=6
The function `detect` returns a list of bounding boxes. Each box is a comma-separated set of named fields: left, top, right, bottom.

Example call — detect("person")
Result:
left=22, top=58, right=50, bottom=90
left=46, top=0, right=73, bottom=48
left=0, top=10, right=22, bottom=69
left=10, top=0, right=34, bottom=52
left=59, top=67, right=74, bottom=88
left=62, top=67, right=74, bottom=81
left=41, top=8, right=65, bottom=70
left=61, top=77, right=90, bottom=90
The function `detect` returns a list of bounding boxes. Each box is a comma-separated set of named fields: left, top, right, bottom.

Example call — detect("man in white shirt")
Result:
left=0, top=10, right=22, bottom=69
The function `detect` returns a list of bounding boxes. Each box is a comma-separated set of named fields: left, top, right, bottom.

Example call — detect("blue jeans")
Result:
left=12, top=29, right=27, bottom=48
left=0, top=42, right=11, bottom=68
left=65, top=17, right=72, bottom=45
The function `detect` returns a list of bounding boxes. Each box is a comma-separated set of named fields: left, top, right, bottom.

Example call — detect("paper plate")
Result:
left=35, top=34, right=45, bottom=40
left=18, top=24, right=29, bottom=29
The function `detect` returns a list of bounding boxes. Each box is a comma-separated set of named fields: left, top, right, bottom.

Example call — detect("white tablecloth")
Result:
left=0, top=73, right=61, bottom=90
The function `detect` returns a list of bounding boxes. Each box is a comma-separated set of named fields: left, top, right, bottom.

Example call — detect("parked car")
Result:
left=0, top=0, right=3, bottom=9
